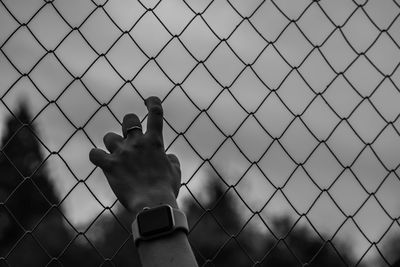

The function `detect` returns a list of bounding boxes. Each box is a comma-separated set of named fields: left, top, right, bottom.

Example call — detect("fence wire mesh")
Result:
left=0, top=0, right=400, bottom=266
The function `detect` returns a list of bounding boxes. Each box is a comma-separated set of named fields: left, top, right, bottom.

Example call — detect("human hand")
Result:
left=89, top=96, right=181, bottom=217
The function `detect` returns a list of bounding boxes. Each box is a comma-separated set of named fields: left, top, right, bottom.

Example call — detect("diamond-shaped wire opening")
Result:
left=280, top=117, right=318, bottom=163
left=250, top=0, right=289, bottom=42
left=341, top=8, right=381, bottom=53
left=366, top=32, right=400, bottom=75
left=2, top=26, right=46, bottom=74
left=253, top=45, right=292, bottom=89
left=210, top=138, right=249, bottom=185
left=28, top=3, right=70, bottom=50
left=324, top=75, right=363, bottom=119
left=319, top=0, right=357, bottom=26
left=298, top=48, right=336, bottom=93
left=103, top=0, right=145, bottom=32
left=230, top=67, right=270, bottom=113
left=52, top=0, right=95, bottom=27
left=353, top=196, right=393, bottom=242
left=329, top=169, right=369, bottom=216
left=29, top=53, right=72, bottom=101
left=156, top=37, right=197, bottom=83
left=180, top=15, right=220, bottom=61
left=370, top=79, right=400, bottom=122
left=306, top=192, right=347, bottom=240
left=320, top=29, right=358, bottom=73
left=372, top=124, right=400, bottom=170
left=301, top=95, right=341, bottom=140
left=348, top=100, right=386, bottom=143
left=107, top=33, right=148, bottom=81
left=375, top=172, right=400, bottom=219
left=202, top=0, right=242, bottom=39
left=255, top=92, right=294, bottom=137
left=181, top=64, right=222, bottom=110
left=297, top=2, right=336, bottom=46
left=277, top=71, right=314, bottom=115
left=55, top=30, right=98, bottom=77
left=258, top=141, right=297, bottom=187
left=364, top=0, right=400, bottom=30
left=233, top=115, right=274, bottom=162
left=184, top=111, right=225, bottom=159
left=131, top=59, right=173, bottom=98
left=275, top=23, right=313, bottom=67
left=326, top=120, right=365, bottom=166
left=283, top=167, right=320, bottom=214
left=227, top=19, right=267, bottom=64
left=129, top=11, right=171, bottom=57
left=207, top=89, right=247, bottom=135
left=352, top=145, right=388, bottom=193
left=79, top=8, right=121, bottom=54
left=153, top=0, right=194, bottom=36
left=204, top=41, right=246, bottom=86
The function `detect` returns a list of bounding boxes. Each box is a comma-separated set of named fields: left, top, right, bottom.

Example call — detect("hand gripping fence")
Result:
left=0, top=0, right=400, bottom=266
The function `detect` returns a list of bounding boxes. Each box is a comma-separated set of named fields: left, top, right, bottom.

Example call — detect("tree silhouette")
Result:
left=183, top=168, right=358, bottom=267
left=0, top=100, right=70, bottom=266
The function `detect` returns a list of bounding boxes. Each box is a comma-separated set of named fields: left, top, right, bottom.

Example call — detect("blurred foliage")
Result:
left=0, top=101, right=70, bottom=266
left=382, top=235, right=400, bottom=267
left=0, top=101, right=398, bottom=266
left=184, top=170, right=358, bottom=267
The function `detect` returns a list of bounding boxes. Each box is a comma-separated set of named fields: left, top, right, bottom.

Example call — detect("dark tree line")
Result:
left=0, top=101, right=398, bottom=266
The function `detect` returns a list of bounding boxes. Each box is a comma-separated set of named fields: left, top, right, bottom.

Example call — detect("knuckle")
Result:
left=119, top=145, right=132, bottom=156
left=151, top=139, right=163, bottom=149
left=146, top=134, right=163, bottom=148
left=103, top=132, right=112, bottom=142
left=103, top=157, right=116, bottom=171
left=132, top=141, right=145, bottom=150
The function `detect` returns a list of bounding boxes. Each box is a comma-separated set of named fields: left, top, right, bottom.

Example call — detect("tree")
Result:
left=183, top=168, right=358, bottom=267
left=0, top=100, right=70, bottom=266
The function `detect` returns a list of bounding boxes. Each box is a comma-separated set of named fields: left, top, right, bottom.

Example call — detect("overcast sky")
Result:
left=1, top=0, right=400, bottom=265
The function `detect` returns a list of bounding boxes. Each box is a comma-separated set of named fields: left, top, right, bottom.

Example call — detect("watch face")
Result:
left=137, top=205, right=173, bottom=237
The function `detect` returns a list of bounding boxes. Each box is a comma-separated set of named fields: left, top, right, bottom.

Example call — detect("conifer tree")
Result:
left=0, top=100, right=62, bottom=262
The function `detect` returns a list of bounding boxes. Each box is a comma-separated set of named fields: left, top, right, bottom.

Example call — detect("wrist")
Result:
left=126, top=188, right=178, bottom=219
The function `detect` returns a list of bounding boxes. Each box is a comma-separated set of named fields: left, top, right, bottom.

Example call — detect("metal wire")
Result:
left=0, top=0, right=399, bottom=266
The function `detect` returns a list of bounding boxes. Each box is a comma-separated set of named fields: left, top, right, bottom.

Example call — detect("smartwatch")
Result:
left=132, top=204, right=189, bottom=246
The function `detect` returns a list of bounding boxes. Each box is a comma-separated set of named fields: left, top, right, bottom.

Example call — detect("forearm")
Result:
left=138, top=227, right=198, bottom=267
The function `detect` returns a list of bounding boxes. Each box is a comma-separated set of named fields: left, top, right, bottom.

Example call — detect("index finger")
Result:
left=145, top=96, right=163, bottom=138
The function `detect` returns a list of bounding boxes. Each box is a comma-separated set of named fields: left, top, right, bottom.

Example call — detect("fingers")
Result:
left=122, top=113, right=143, bottom=139
left=89, top=148, right=113, bottom=170
left=145, top=96, right=163, bottom=139
left=103, top=132, right=123, bottom=153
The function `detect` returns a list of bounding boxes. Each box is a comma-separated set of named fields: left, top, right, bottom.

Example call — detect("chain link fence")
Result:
left=1, top=0, right=400, bottom=266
